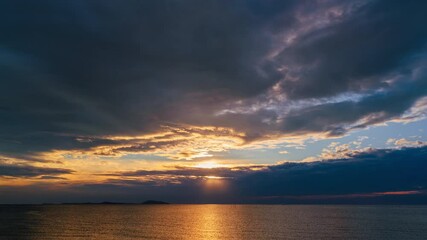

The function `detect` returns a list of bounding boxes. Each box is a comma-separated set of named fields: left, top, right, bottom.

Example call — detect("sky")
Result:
left=1, top=0, right=427, bottom=204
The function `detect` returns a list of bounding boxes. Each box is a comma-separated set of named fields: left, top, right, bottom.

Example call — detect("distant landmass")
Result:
left=142, top=200, right=169, bottom=204
left=37, top=200, right=170, bottom=205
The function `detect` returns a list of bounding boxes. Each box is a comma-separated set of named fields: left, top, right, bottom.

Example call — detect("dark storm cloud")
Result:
left=0, top=3, right=297, bottom=123
left=234, top=146, right=427, bottom=201
left=214, top=0, right=427, bottom=139
left=276, top=0, right=427, bottom=99
left=0, top=0, right=427, bottom=156
left=0, top=0, right=304, bottom=155
left=0, top=164, right=72, bottom=177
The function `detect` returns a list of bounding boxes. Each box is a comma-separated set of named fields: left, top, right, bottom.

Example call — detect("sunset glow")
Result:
left=194, top=161, right=224, bottom=169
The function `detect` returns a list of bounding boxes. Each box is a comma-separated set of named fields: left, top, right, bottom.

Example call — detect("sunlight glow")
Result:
left=194, top=161, right=223, bottom=169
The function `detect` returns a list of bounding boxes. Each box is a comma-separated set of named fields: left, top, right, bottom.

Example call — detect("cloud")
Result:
left=310, top=138, right=374, bottom=161
left=0, top=0, right=293, bottom=158
left=103, top=165, right=263, bottom=180
left=274, top=0, right=427, bottom=99
left=0, top=0, right=297, bottom=150
left=26, top=125, right=246, bottom=161
left=0, top=0, right=425, bottom=158
left=234, top=146, right=427, bottom=201
left=0, top=164, right=72, bottom=178
left=219, top=55, right=427, bottom=139
left=387, top=138, right=427, bottom=148
left=215, top=0, right=427, bottom=139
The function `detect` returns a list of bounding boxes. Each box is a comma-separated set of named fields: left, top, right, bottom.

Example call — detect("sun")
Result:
left=194, top=161, right=223, bottom=169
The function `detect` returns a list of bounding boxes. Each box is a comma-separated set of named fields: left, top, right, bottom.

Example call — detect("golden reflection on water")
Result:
left=2, top=205, right=427, bottom=239
left=21, top=205, right=240, bottom=240
left=188, top=205, right=234, bottom=240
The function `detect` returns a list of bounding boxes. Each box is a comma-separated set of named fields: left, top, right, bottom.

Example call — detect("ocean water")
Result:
left=1, top=205, right=426, bottom=239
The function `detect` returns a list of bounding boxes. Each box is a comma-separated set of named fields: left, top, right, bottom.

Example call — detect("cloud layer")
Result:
left=0, top=0, right=426, bottom=158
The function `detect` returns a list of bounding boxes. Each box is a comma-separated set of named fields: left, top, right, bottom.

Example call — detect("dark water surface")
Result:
left=1, top=205, right=426, bottom=239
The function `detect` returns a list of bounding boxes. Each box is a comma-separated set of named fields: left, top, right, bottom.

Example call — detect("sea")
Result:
left=1, top=205, right=426, bottom=239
